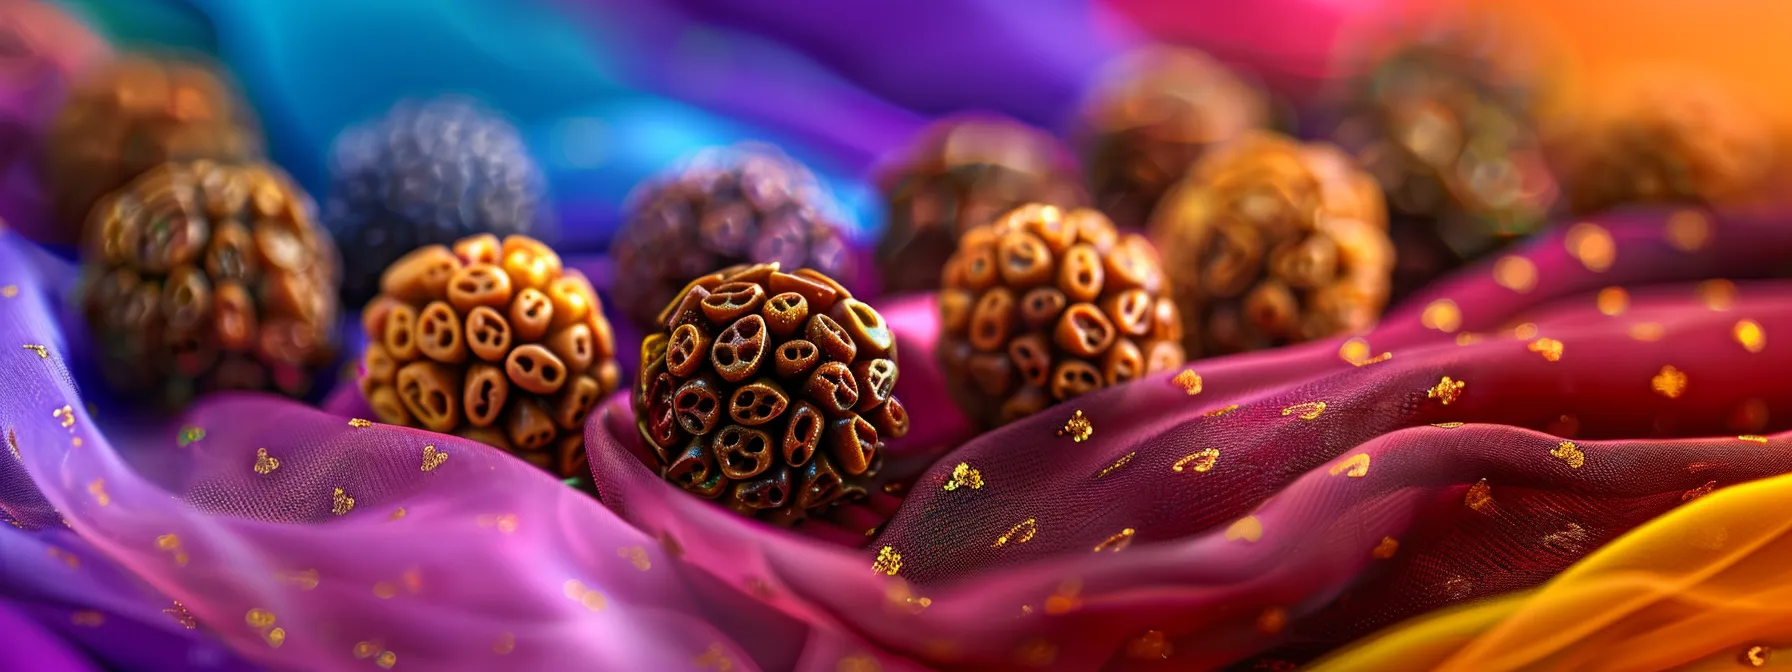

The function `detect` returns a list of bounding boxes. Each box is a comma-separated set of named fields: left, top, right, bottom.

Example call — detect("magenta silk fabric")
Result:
left=3, top=208, right=1792, bottom=670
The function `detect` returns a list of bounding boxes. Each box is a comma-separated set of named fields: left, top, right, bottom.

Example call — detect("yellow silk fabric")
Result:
left=1314, top=471, right=1792, bottom=671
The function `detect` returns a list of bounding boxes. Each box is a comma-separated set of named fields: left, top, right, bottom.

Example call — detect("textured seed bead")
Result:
left=76, top=161, right=336, bottom=409
left=635, top=263, right=905, bottom=525
left=938, top=205, right=1186, bottom=429
left=1150, top=131, right=1395, bottom=357
left=358, top=233, right=621, bottom=480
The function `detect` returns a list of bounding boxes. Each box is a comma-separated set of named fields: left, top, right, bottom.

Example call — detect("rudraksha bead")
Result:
left=1078, top=47, right=1267, bottom=229
left=635, top=263, right=906, bottom=524
left=359, top=234, right=622, bottom=480
left=1554, top=80, right=1774, bottom=217
left=77, top=161, right=338, bottom=408
left=47, top=55, right=263, bottom=246
left=325, top=97, right=552, bottom=307
left=1331, top=31, right=1558, bottom=303
left=876, top=115, right=1086, bottom=294
left=1151, top=131, right=1394, bottom=357
left=938, top=204, right=1186, bottom=429
left=610, top=144, right=856, bottom=331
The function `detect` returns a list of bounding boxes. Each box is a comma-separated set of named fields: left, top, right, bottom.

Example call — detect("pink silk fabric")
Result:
left=3, top=207, right=1792, bottom=670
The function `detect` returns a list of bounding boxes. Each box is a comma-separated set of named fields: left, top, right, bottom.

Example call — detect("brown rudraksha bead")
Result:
left=359, top=234, right=622, bottom=479
left=1553, top=79, right=1775, bottom=217
left=635, top=263, right=907, bottom=524
left=876, top=115, right=1087, bottom=294
left=1331, top=27, right=1559, bottom=304
left=1151, top=131, right=1394, bottom=357
left=1077, top=47, right=1267, bottom=230
left=78, top=161, right=338, bottom=408
left=47, top=55, right=263, bottom=245
left=609, top=144, right=856, bottom=331
left=938, top=204, right=1186, bottom=429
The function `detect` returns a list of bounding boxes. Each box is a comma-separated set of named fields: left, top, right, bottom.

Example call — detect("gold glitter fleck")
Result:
left=1329, top=453, right=1371, bottom=478
left=1630, top=322, right=1666, bottom=341
left=1597, top=287, right=1630, bottom=316
left=252, top=448, right=279, bottom=475
left=838, top=653, right=882, bottom=672
left=1044, top=579, right=1082, bottom=614
left=1735, top=319, right=1766, bottom=353
left=1281, top=401, right=1326, bottom=420
left=1455, top=332, right=1484, bottom=346
left=331, top=487, right=356, bottom=516
left=53, top=405, right=74, bottom=429
left=1015, top=639, right=1057, bottom=667
left=1256, top=607, right=1287, bottom=634
left=264, top=628, right=286, bottom=648
left=1058, top=410, right=1093, bottom=442
left=1372, top=537, right=1400, bottom=559
left=993, top=519, right=1037, bottom=548
left=1512, top=323, right=1540, bottom=340
left=1126, top=630, right=1173, bottom=660
left=47, top=546, right=79, bottom=568
left=1550, top=441, right=1586, bottom=469
left=389, top=507, right=406, bottom=521
left=22, top=344, right=46, bottom=358
left=6, top=428, right=16, bottom=460
left=1172, top=369, right=1202, bottom=395
left=1172, top=448, right=1220, bottom=473
left=275, top=569, right=319, bottom=590
left=0, top=285, right=15, bottom=298
left=872, top=546, right=902, bottom=576
left=943, top=462, right=983, bottom=491
left=1225, top=516, right=1263, bottom=543
left=883, top=580, right=931, bottom=615
left=373, top=582, right=398, bottom=599
left=1433, top=422, right=1464, bottom=428
left=1698, top=279, right=1738, bottom=311
left=163, top=601, right=197, bottom=630
left=1095, top=451, right=1134, bottom=478
left=1340, top=338, right=1392, bottom=366
left=1652, top=365, right=1688, bottom=399
left=1464, top=479, right=1493, bottom=511
left=377, top=651, right=396, bottom=669
left=694, top=643, right=734, bottom=671
left=1682, top=481, right=1718, bottom=502
left=1428, top=377, right=1465, bottom=405
left=1094, top=528, right=1136, bottom=553
left=245, top=608, right=276, bottom=628
left=493, top=633, right=516, bottom=656
left=1020, top=605, right=1034, bottom=615
left=1528, top=338, right=1564, bottom=362
left=420, top=445, right=448, bottom=471
left=70, top=437, right=80, bottom=447
left=618, top=546, right=651, bottom=571
left=562, top=579, right=608, bottom=611
left=1203, top=404, right=1239, bottom=417
left=71, top=611, right=104, bottom=627
left=354, top=642, right=381, bottom=659
left=348, top=418, right=373, bottom=429
left=177, top=426, right=205, bottom=447
left=476, top=514, right=519, bottom=534
left=1421, top=299, right=1461, bottom=332
left=156, top=534, right=189, bottom=567
left=1666, top=210, right=1712, bottom=251
left=1442, top=576, right=1476, bottom=601
left=1744, top=645, right=1772, bottom=667
left=1565, top=222, right=1616, bottom=271
left=1740, top=435, right=1769, bottom=444
left=1493, top=256, right=1538, bottom=293
left=87, top=479, right=109, bottom=506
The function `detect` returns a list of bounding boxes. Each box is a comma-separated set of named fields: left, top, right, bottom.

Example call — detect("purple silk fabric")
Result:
left=2, top=208, right=1792, bottom=670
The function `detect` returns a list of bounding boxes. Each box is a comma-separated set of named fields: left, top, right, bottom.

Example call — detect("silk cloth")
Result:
left=4, top=206, right=1792, bottom=671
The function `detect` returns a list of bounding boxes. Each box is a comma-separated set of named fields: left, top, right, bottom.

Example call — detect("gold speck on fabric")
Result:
left=421, top=445, right=448, bottom=471
left=872, top=546, right=902, bottom=576
left=943, top=463, right=984, bottom=491
left=1093, top=528, right=1136, bottom=553
left=1652, top=365, right=1688, bottom=399
left=1596, top=287, right=1629, bottom=316
left=163, top=601, right=197, bottom=630
left=1172, top=449, right=1220, bottom=473
left=1428, top=377, right=1466, bottom=405
left=1058, top=410, right=1093, bottom=442
left=1421, top=299, right=1461, bottom=333
left=348, top=418, right=373, bottom=428
left=1225, top=516, right=1263, bottom=543
left=1735, top=319, right=1766, bottom=353
left=1565, top=222, right=1616, bottom=271
left=54, top=405, right=74, bottom=429
left=1094, top=452, right=1133, bottom=478
left=1204, top=404, right=1240, bottom=417
left=1372, top=537, right=1399, bottom=559
left=253, top=448, right=280, bottom=475
left=22, top=344, right=46, bottom=358
left=1465, top=479, right=1493, bottom=511
left=1329, top=453, right=1371, bottom=478
left=618, top=546, right=651, bottom=571
left=1743, top=645, right=1772, bottom=667
left=1682, top=481, right=1718, bottom=502
left=993, top=519, right=1037, bottom=548
left=331, top=488, right=356, bottom=516
left=1740, top=435, right=1769, bottom=444
left=1550, top=441, right=1586, bottom=469
left=1528, top=338, right=1564, bottom=362
left=87, top=479, right=109, bottom=506
left=1493, top=256, right=1538, bottom=293
left=1172, top=369, right=1202, bottom=395
left=1281, top=402, right=1326, bottom=420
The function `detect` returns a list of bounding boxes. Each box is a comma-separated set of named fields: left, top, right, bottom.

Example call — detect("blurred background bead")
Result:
left=875, top=114, right=1085, bottom=295
left=46, top=54, right=262, bottom=248
left=77, top=160, right=336, bottom=409
left=324, top=96, right=552, bottom=308
left=1077, top=47, right=1269, bottom=230
left=635, top=263, right=901, bottom=524
left=610, top=143, right=857, bottom=331
left=1151, top=132, right=1393, bottom=357
left=0, top=0, right=111, bottom=247
left=1330, top=22, right=1559, bottom=304
left=359, top=233, right=620, bottom=481
left=939, top=205, right=1185, bottom=429
left=1551, top=78, right=1776, bottom=217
